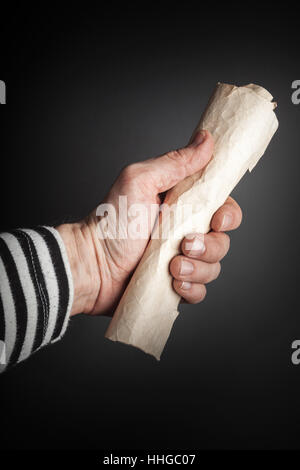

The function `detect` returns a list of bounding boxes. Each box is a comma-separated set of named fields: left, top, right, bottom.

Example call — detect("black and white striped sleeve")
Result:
left=0, top=226, right=74, bottom=372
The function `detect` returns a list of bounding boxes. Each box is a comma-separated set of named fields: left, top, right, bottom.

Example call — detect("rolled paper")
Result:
left=105, top=82, right=279, bottom=360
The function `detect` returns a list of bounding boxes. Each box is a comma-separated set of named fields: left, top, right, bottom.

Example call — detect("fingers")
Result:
left=171, top=228, right=233, bottom=304
left=181, top=231, right=230, bottom=263
left=170, top=198, right=242, bottom=304
left=173, top=279, right=207, bottom=304
left=170, top=255, right=221, bottom=285
left=211, top=196, right=243, bottom=232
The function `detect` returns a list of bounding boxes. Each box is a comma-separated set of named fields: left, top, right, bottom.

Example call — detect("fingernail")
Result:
left=181, top=281, right=192, bottom=290
left=180, top=259, right=194, bottom=275
left=185, top=235, right=205, bottom=254
left=220, top=213, right=233, bottom=231
left=190, top=130, right=206, bottom=146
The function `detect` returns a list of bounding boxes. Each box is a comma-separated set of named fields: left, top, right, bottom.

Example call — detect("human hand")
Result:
left=57, top=130, right=242, bottom=316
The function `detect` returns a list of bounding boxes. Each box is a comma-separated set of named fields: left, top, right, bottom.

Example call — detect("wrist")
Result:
left=56, top=221, right=101, bottom=316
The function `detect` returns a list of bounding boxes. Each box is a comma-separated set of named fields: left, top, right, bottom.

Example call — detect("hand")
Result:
left=57, top=130, right=242, bottom=316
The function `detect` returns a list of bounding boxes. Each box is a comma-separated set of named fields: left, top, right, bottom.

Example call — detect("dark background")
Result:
left=0, top=3, right=300, bottom=451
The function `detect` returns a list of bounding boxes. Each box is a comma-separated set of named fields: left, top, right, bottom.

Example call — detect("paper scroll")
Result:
left=105, top=82, right=279, bottom=360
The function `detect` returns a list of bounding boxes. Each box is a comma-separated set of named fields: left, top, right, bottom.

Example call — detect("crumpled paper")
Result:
left=105, top=82, right=279, bottom=360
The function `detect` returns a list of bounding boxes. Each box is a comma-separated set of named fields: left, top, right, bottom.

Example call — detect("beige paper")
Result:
left=105, top=82, right=279, bottom=360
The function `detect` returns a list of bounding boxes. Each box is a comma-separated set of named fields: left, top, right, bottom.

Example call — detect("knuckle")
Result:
left=166, top=148, right=186, bottom=163
left=120, top=163, right=142, bottom=184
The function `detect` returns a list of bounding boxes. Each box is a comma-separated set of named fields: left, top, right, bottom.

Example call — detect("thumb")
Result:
left=145, top=130, right=214, bottom=193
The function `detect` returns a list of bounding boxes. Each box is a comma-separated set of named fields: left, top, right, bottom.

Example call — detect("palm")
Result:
left=88, top=130, right=214, bottom=315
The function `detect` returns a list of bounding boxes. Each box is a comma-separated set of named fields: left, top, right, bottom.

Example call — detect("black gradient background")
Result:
left=0, top=4, right=300, bottom=451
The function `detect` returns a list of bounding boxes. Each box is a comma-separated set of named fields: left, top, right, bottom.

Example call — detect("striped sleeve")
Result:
left=0, top=226, right=74, bottom=372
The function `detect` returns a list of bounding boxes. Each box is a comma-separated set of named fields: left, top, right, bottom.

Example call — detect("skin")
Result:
left=57, top=130, right=243, bottom=317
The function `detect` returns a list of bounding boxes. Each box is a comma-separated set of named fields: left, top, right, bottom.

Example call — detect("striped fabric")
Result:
left=0, top=227, right=73, bottom=372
